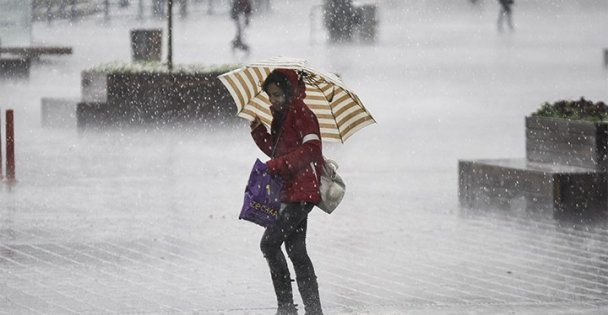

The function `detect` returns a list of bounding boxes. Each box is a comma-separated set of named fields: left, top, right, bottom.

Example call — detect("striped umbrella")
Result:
left=217, top=56, right=375, bottom=142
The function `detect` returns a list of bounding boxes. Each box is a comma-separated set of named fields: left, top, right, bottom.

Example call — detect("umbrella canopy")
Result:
left=218, top=56, right=376, bottom=142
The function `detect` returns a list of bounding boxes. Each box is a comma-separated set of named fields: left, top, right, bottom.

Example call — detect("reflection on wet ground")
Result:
left=1, top=127, right=608, bottom=313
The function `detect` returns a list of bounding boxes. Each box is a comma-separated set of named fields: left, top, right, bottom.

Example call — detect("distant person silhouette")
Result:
left=231, top=0, right=252, bottom=52
left=497, top=0, right=514, bottom=33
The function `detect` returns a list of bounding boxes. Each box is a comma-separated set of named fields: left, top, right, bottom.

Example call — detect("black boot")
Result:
left=271, top=273, right=296, bottom=311
left=297, top=276, right=323, bottom=315
left=276, top=303, right=298, bottom=315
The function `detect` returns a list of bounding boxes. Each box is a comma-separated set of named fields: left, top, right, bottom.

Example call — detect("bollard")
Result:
left=604, top=49, right=608, bottom=68
left=5, top=110, right=15, bottom=185
left=0, top=112, right=2, bottom=180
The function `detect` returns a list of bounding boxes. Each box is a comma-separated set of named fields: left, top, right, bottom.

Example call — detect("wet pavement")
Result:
left=2, top=0, right=608, bottom=314
left=3, top=155, right=608, bottom=314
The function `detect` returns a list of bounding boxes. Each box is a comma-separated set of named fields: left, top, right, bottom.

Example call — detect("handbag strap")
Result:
left=323, top=158, right=339, bottom=179
left=271, top=126, right=284, bottom=158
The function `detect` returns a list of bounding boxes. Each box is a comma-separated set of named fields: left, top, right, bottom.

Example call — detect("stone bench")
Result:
left=459, top=159, right=607, bottom=219
left=0, top=57, right=31, bottom=78
left=0, top=46, right=72, bottom=59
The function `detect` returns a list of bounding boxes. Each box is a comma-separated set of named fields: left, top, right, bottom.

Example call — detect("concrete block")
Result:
left=355, top=4, right=377, bottom=42
left=459, top=159, right=608, bottom=219
left=130, top=29, right=162, bottom=62
left=76, top=102, right=116, bottom=129
left=41, top=97, right=79, bottom=128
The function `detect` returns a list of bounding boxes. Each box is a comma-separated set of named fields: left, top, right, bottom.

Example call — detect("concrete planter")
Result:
left=77, top=70, right=236, bottom=128
left=526, top=116, right=608, bottom=171
left=81, top=70, right=108, bottom=103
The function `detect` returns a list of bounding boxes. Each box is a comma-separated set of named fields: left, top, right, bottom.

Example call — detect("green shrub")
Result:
left=531, top=98, right=608, bottom=122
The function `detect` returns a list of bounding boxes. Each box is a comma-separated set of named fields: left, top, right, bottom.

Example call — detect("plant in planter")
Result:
left=527, top=98, right=608, bottom=171
left=532, top=98, right=608, bottom=122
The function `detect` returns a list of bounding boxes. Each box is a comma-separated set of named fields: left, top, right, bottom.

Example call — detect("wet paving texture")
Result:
left=2, top=126, right=608, bottom=314
left=2, top=176, right=608, bottom=315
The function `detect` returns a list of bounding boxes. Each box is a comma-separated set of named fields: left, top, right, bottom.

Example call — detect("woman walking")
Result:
left=250, top=69, right=324, bottom=315
left=230, top=0, right=252, bottom=52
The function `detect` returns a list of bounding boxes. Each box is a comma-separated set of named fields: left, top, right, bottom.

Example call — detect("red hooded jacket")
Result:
left=251, top=69, right=324, bottom=204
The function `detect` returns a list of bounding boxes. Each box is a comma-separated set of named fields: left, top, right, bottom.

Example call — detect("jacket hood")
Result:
left=273, top=68, right=306, bottom=102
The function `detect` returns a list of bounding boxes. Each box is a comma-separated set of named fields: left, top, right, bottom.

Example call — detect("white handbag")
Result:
left=317, top=158, right=345, bottom=214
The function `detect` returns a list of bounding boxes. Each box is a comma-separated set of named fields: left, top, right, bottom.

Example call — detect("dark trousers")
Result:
left=231, top=15, right=249, bottom=51
left=260, top=202, right=323, bottom=314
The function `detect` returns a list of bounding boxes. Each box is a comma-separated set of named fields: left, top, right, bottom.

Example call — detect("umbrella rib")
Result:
left=253, top=89, right=264, bottom=98
left=305, top=76, right=336, bottom=103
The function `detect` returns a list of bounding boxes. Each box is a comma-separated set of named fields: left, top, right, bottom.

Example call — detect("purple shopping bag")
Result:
left=239, top=159, right=283, bottom=227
